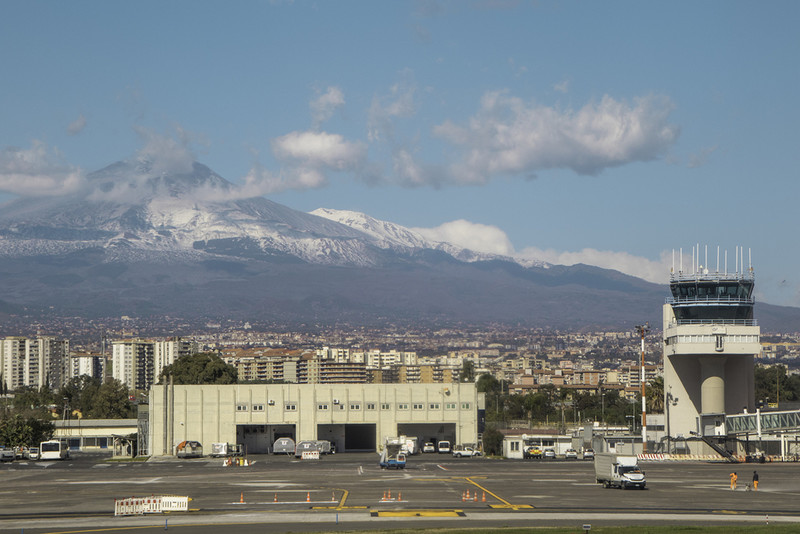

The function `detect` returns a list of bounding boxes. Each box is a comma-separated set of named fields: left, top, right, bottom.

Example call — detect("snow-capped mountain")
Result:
left=0, top=159, right=677, bottom=328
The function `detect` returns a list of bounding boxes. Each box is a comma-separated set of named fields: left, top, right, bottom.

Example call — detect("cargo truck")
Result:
left=379, top=437, right=407, bottom=469
left=594, top=453, right=646, bottom=489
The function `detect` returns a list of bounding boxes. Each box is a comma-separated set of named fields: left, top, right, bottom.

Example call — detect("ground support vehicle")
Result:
left=437, top=440, right=451, bottom=454
left=594, top=453, right=646, bottom=489
left=272, top=437, right=295, bottom=455
left=26, top=447, right=40, bottom=460
left=294, top=440, right=322, bottom=458
left=379, top=437, right=407, bottom=469
left=422, top=442, right=435, bottom=453
left=210, top=443, right=243, bottom=457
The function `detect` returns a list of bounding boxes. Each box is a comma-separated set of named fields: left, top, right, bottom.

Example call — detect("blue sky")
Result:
left=1, top=1, right=799, bottom=307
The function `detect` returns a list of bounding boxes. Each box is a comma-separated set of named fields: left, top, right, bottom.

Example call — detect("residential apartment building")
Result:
left=1, top=336, right=70, bottom=391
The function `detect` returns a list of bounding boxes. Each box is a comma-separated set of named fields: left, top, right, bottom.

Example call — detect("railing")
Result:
left=666, top=296, right=754, bottom=306
left=670, top=271, right=754, bottom=282
left=668, top=319, right=758, bottom=327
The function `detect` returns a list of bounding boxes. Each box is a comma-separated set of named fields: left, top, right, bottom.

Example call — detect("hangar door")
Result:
left=237, top=424, right=295, bottom=454
left=317, top=423, right=376, bottom=452
left=397, top=423, right=456, bottom=449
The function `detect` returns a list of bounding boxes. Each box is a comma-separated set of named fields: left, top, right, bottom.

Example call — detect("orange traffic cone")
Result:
left=383, top=490, right=387, bottom=501
left=461, top=491, right=466, bottom=501
left=388, top=490, right=392, bottom=499
left=306, top=491, right=310, bottom=502
left=274, top=493, right=278, bottom=502
left=331, top=491, right=335, bottom=502
left=397, top=491, right=402, bottom=501
left=482, top=491, right=486, bottom=502
left=473, top=493, right=477, bottom=501
left=240, top=492, right=244, bottom=503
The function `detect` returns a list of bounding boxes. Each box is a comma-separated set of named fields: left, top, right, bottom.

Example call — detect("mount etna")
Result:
left=0, top=159, right=796, bottom=330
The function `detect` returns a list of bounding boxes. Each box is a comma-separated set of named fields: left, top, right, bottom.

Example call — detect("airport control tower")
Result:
left=663, top=246, right=760, bottom=439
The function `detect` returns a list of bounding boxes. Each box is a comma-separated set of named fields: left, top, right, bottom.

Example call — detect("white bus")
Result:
left=39, top=440, right=69, bottom=460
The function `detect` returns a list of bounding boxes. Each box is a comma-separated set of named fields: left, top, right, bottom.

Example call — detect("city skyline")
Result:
left=1, top=2, right=798, bottom=306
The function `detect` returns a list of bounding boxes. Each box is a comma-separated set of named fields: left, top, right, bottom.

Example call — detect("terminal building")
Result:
left=663, top=247, right=760, bottom=439
left=148, top=382, right=482, bottom=456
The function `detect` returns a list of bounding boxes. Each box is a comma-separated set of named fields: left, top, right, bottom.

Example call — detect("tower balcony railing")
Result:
left=666, top=296, right=754, bottom=306
left=670, top=270, right=755, bottom=282
left=667, top=318, right=758, bottom=327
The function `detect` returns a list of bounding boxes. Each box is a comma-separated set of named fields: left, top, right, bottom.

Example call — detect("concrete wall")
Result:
left=149, top=383, right=479, bottom=456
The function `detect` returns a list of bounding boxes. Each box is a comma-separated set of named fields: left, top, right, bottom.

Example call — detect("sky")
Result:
left=1, top=1, right=799, bottom=306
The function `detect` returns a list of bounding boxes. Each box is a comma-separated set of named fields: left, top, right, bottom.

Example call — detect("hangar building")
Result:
left=148, top=382, right=482, bottom=455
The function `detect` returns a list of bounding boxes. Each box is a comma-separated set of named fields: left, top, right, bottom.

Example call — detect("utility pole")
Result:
left=635, top=323, right=650, bottom=453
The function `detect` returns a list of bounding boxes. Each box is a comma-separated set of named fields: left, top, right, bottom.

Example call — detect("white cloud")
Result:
left=367, top=79, right=417, bottom=142
left=310, top=86, right=345, bottom=128
left=553, top=80, right=570, bottom=93
left=413, top=217, right=671, bottom=283
left=517, top=246, right=671, bottom=284
left=413, top=219, right=515, bottom=256
left=272, top=130, right=367, bottom=171
left=134, top=126, right=196, bottom=175
left=0, top=141, right=86, bottom=196
left=688, top=144, right=719, bottom=168
left=67, top=114, right=87, bottom=135
left=434, top=91, right=680, bottom=183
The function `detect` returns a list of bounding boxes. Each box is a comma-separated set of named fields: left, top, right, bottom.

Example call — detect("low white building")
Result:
left=149, top=382, right=482, bottom=456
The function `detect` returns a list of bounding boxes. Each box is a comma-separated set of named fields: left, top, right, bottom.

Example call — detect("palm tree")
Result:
left=646, top=376, right=664, bottom=413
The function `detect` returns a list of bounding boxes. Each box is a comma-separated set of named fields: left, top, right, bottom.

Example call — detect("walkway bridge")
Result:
left=726, top=409, right=800, bottom=436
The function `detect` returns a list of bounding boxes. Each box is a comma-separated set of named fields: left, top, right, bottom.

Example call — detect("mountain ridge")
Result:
left=0, top=159, right=797, bottom=331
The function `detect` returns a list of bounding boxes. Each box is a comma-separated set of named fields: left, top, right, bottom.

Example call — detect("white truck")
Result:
left=594, top=453, right=646, bottom=489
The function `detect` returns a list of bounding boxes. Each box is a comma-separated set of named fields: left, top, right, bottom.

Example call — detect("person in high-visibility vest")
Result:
left=752, top=471, right=759, bottom=491
left=730, top=472, right=738, bottom=490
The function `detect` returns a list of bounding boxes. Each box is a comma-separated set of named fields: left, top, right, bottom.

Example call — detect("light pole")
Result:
left=635, top=323, right=650, bottom=453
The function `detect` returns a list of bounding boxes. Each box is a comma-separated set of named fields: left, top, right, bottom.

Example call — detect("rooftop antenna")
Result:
left=724, top=250, right=728, bottom=275
left=749, top=248, right=752, bottom=272
left=672, top=249, right=675, bottom=274
left=680, top=248, right=683, bottom=273
left=716, top=246, right=720, bottom=273
left=704, top=245, right=708, bottom=274
left=735, top=246, right=739, bottom=274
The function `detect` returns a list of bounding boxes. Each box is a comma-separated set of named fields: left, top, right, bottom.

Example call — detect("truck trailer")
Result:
left=594, top=453, right=646, bottom=489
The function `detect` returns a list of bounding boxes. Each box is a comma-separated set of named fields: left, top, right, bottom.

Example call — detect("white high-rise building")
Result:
left=112, top=340, right=155, bottom=391
left=24, top=337, right=70, bottom=390
left=1, top=337, right=26, bottom=391
left=154, top=338, right=196, bottom=380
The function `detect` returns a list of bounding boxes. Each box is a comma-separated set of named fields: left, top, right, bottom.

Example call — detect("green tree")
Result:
left=10, top=386, right=54, bottom=419
left=476, top=373, right=500, bottom=394
left=459, top=360, right=475, bottom=383
left=89, top=379, right=134, bottom=419
left=0, top=414, right=54, bottom=446
left=158, top=352, right=238, bottom=385
left=646, top=376, right=665, bottom=413
left=58, top=376, right=102, bottom=417
left=481, top=424, right=504, bottom=456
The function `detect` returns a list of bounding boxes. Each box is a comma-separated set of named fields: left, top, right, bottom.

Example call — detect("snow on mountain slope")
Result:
left=311, top=207, right=549, bottom=268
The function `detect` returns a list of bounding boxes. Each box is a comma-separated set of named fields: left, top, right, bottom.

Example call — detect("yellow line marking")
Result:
left=466, top=476, right=533, bottom=510
left=375, top=510, right=463, bottom=517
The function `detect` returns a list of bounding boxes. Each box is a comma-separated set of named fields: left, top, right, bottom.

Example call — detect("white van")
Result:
left=437, top=440, right=451, bottom=454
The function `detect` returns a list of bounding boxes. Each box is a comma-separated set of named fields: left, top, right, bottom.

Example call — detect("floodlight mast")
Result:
left=635, top=323, right=650, bottom=453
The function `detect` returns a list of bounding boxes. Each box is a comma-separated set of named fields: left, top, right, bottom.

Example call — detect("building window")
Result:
left=338, top=404, right=345, bottom=410
left=511, top=442, right=520, bottom=452
left=252, top=404, right=265, bottom=411
left=460, top=402, right=471, bottom=410
left=366, top=403, right=376, bottom=410
left=317, top=403, right=329, bottom=410
left=285, top=403, right=297, bottom=411
left=413, top=403, right=423, bottom=410
left=398, top=403, right=409, bottom=410
left=429, top=403, right=440, bottom=410
left=236, top=404, right=248, bottom=412
left=381, top=403, right=391, bottom=410
left=445, top=403, right=457, bottom=410
left=350, top=403, right=361, bottom=410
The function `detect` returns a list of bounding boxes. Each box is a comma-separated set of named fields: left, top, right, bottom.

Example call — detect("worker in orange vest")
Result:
left=729, top=471, right=738, bottom=490
left=752, top=471, right=759, bottom=491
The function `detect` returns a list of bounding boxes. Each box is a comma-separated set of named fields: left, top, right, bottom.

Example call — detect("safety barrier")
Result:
left=301, top=451, right=320, bottom=460
left=114, top=495, right=189, bottom=516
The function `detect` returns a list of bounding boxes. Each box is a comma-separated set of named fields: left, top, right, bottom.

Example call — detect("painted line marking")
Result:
left=372, top=510, right=465, bottom=517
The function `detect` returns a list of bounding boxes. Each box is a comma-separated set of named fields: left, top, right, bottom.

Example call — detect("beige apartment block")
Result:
left=149, top=382, right=481, bottom=456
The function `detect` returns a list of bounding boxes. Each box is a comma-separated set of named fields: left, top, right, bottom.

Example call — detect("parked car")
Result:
left=437, top=440, right=451, bottom=454
left=452, top=445, right=482, bottom=458
left=0, top=447, right=14, bottom=462
left=524, top=446, right=542, bottom=459
left=422, top=442, right=436, bottom=453
left=543, top=448, right=556, bottom=459
left=583, top=448, right=595, bottom=460
left=565, top=448, right=578, bottom=460
left=26, top=447, right=40, bottom=461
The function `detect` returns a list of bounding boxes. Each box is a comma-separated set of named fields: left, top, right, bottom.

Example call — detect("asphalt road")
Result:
left=1, top=452, right=797, bottom=533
